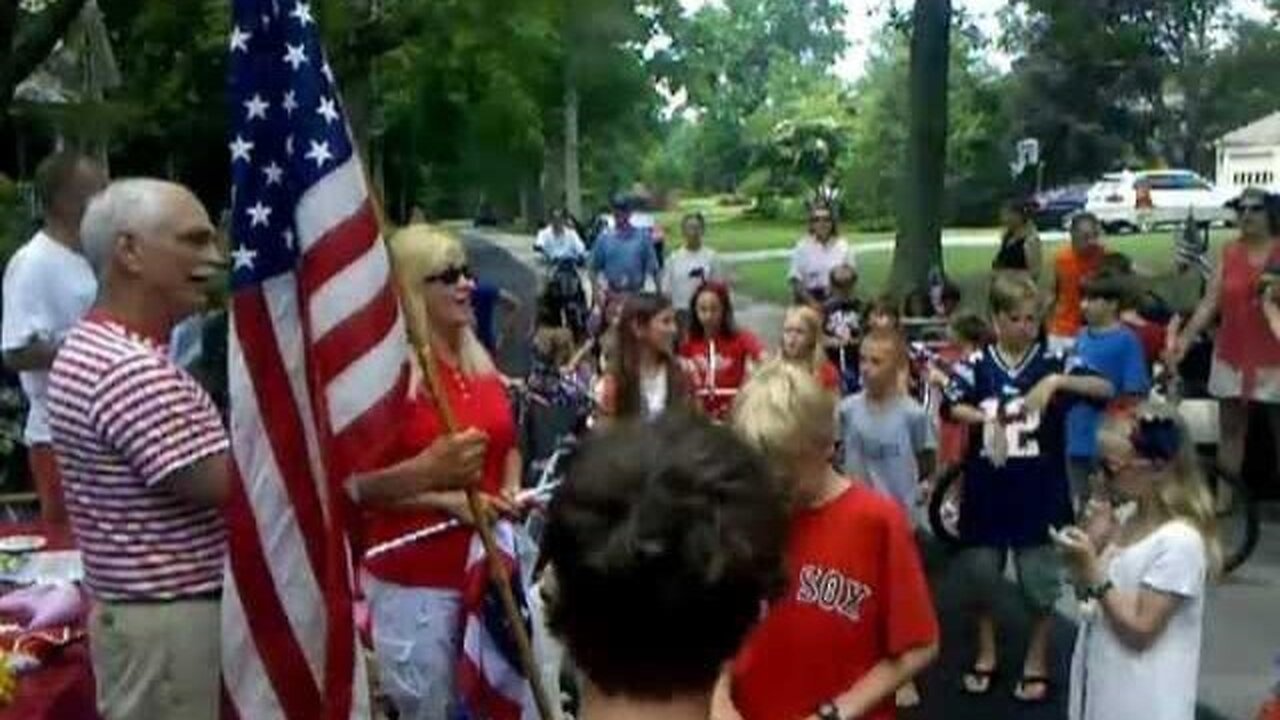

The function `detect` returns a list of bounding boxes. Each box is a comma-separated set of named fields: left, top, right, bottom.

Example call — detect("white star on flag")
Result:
left=282, top=90, right=298, bottom=115
left=321, top=61, right=334, bottom=83
left=247, top=201, right=273, bottom=227
left=290, top=2, right=314, bottom=26
left=316, top=97, right=339, bottom=124
left=283, top=44, right=308, bottom=70
left=262, top=162, right=284, bottom=185
left=305, top=140, right=333, bottom=168
left=229, top=26, right=252, bottom=53
left=244, top=94, right=270, bottom=121
left=285, top=135, right=295, bottom=157
left=229, top=136, right=254, bottom=163
left=282, top=228, right=295, bottom=249
left=231, top=245, right=259, bottom=270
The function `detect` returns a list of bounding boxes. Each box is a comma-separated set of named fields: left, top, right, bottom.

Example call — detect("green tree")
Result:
left=839, top=13, right=1010, bottom=230
left=667, top=0, right=846, bottom=191
left=0, top=0, right=92, bottom=173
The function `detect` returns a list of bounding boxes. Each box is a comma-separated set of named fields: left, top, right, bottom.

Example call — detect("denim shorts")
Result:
left=365, top=579, right=462, bottom=720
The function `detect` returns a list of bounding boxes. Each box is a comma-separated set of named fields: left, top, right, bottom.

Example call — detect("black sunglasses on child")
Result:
left=423, top=265, right=472, bottom=284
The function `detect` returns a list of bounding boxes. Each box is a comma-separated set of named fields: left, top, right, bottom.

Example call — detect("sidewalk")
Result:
left=466, top=224, right=1279, bottom=720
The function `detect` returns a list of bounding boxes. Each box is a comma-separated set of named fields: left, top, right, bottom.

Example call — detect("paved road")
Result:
left=463, top=227, right=1274, bottom=720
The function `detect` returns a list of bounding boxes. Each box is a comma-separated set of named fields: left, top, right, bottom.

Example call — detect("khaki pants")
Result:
left=89, top=597, right=220, bottom=720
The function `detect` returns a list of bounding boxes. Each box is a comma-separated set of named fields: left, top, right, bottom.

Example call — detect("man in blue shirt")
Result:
left=589, top=197, right=661, bottom=298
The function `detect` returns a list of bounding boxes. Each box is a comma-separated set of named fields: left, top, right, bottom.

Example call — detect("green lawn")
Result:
left=732, top=230, right=1232, bottom=311
left=657, top=198, right=994, bottom=253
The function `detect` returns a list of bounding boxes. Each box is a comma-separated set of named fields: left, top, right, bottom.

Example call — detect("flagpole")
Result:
left=364, top=177, right=555, bottom=720
left=415, top=348, right=558, bottom=720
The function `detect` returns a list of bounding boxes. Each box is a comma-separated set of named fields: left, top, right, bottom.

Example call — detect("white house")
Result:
left=1217, top=111, right=1280, bottom=193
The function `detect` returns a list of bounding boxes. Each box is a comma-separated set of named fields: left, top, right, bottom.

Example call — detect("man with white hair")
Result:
left=47, top=178, right=228, bottom=720
left=1, top=150, right=107, bottom=525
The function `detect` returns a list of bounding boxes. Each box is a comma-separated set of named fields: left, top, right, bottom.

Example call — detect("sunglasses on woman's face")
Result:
left=423, top=265, right=472, bottom=284
left=1238, top=203, right=1267, bottom=214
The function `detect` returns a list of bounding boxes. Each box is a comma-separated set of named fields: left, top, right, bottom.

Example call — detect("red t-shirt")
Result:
left=1123, top=317, right=1165, bottom=369
left=731, top=483, right=939, bottom=720
left=817, top=360, right=841, bottom=392
left=360, top=359, right=514, bottom=588
left=679, top=331, right=764, bottom=419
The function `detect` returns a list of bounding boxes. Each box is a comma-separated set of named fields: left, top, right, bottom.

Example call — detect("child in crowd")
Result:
left=838, top=328, right=937, bottom=528
left=662, top=213, right=726, bottom=333
left=943, top=274, right=1114, bottom=703
left=867, top=296, right=901, bottom=332
left=1066, top=272, right=1151, bottom=508
left=679, top=282, right=764, bottom=421
left=721, top=361, right=939, bottom=720
left=822, top=264, right=866, bottom=395
left=597, top=293, right=686, bottom=422
left=545, top=412, right=789, bottom=720
left=929, top=313, right=991, bottom=468
left=780, top=305, right=841, bottom=392
left=1053, top=402, right=1218, bottom=720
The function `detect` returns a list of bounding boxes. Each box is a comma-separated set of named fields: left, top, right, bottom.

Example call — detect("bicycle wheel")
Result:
left=927, top=465, right=965, bottom=549
left=1201, top=460, right=1260, bottom=575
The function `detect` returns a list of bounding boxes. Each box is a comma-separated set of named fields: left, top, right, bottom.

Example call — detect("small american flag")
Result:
left=457, top=520, right=537, bottom=720
left=221, top=1, right=407, bottom=719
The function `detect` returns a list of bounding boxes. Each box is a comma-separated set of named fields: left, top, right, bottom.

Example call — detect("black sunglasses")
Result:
left=423, top=265, right=472, bottom=284
left=1238, top=203, right=1267, bottom=214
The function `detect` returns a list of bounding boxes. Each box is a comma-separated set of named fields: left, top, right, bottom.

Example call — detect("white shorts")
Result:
left=1208, top=355, right=1280, bottom=403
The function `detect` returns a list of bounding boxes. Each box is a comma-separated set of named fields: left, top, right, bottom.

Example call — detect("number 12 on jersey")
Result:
left=979, top=397, right=1042, bottom=460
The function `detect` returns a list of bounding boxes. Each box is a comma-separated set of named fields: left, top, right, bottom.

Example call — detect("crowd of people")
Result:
left=0, top=147, right=1277, bottom=720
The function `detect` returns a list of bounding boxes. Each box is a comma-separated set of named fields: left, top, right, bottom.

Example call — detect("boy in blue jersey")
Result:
left=943, top=274, right=1114, bottom=703
left=1066, top=271, right=1149, bottom=508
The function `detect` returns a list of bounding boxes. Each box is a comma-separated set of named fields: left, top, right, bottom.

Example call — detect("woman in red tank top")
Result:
left=345, top=225, right=525, bottom=720
left=1172, top=187, right=1280, bottom=483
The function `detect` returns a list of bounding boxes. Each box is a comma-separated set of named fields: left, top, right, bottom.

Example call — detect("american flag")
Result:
left=457, top=520, right=537, bottom=720
left=222, top=2, right=407, bottom=719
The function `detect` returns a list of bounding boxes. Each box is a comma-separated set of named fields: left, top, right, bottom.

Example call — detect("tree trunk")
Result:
left=563, top=58, right=582, bottom=222
left=891, top=0, right=951, bottom=300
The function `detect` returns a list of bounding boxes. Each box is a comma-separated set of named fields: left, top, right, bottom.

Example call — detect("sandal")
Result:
left=960, top=665, right=997, bottom=695
left=1013, top=675, right=1051, bottom=703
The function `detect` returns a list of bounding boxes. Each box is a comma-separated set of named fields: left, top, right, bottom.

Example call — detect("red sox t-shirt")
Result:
left=731, top=482, right=939, bottom=720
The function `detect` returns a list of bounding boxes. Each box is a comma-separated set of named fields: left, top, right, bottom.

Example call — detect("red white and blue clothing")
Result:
left=359, top=355, right=515, bottom=588
left=679, top=331, right=764, bottom=420
left=47, top=312, right=228, bottom=601
left=943, top=342, right=1098, bottom=547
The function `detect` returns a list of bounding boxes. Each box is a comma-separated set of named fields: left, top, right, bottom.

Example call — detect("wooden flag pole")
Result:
left=362, top=172, right=553, bottom=719
left=414, top=346, right=557, bottom=720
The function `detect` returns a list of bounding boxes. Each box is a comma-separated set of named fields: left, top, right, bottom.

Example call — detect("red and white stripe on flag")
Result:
left=457, top=520, right=537, bottom=720
left=221, top=0, right=409, bottom=711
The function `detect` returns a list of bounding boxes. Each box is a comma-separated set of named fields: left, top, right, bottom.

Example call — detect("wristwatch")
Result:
left=817, top=701, right=842, bottom=720
left=1083, top=579, right=1115, bottom=601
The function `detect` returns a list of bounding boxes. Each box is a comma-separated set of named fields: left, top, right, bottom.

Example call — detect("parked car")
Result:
left=1032, top=184, right=1089, bottom=230
left=1084, top=169, right=1234, bottom=233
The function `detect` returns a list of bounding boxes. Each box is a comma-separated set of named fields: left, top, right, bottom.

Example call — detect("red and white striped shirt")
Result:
left=47, top=313, right=228, bottom=601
